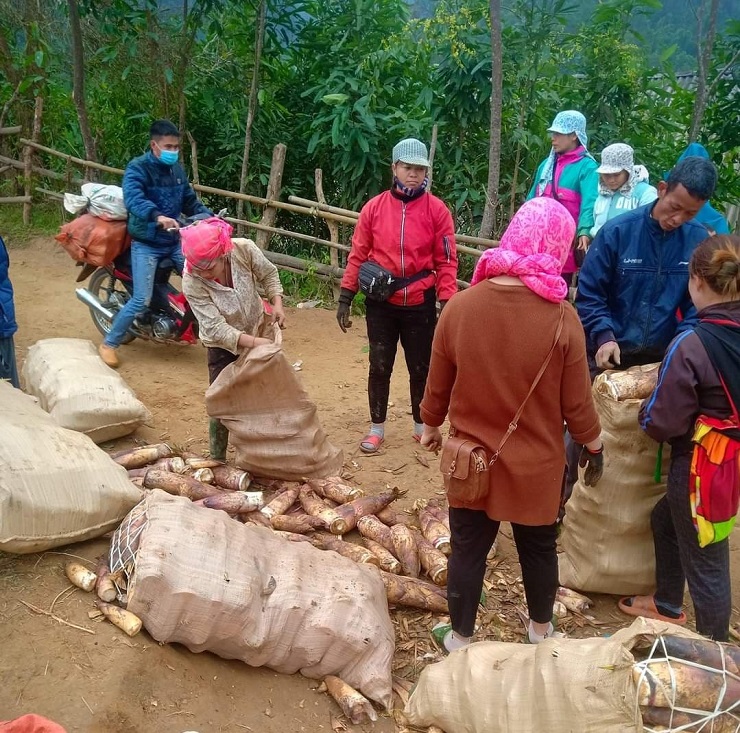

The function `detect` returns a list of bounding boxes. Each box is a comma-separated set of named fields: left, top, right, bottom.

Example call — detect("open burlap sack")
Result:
left=558, top=365, right=669, bottom=596
left=0, top=381, right=142, bottom=553
left=405, top=617, right=702, bottom=733
left=206, top=326, right=343, bottom=480
left=22, top=338, right=150, bottom=442
left=124, top=491, right=393, bottom=708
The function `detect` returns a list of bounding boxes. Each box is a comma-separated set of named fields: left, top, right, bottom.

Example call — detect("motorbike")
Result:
left=74, top=220, right=205, bottom=346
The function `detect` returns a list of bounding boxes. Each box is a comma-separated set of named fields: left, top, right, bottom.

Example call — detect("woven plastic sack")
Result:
left=55, top=214, right=130, bottom=267
left=22, top=338, right=151, bottom=443
left=63, top=183, right=127, bottom=220
left=558, top=364, right=669, bottom=596
left=405, top=617, right=702, bottom=733
left=206, top=325, right=343, bottom=480
left=0, top=381, right=142, bottom=554
left=122, top=490, right=394, bottom=708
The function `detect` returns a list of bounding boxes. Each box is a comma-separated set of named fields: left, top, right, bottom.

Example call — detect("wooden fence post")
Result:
left=186, top=131, right=200, bottom=187
left=427, top=123, right=438, bottom=192
left=315, top=168, right=341, bottom=300
left=255, top=143, right=286, bottom=251
left=22, top=97, right=44, bottom=225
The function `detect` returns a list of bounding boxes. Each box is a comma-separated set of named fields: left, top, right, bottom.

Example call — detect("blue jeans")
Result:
left=104, top=241, right=184, bottom=348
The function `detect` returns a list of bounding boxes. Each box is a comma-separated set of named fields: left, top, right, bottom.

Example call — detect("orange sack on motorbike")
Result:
left=55, top=214, right=131, bottom=267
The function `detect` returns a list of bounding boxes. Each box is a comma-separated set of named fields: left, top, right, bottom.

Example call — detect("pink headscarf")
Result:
left=180, top=217, right=234, bottom=273
left=471, top=198, right=575, bottom=302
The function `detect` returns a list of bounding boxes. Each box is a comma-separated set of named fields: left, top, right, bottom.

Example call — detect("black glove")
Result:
left=579, top=445, right=604, bottom=487
left=337, top=288, right=355, bottom=333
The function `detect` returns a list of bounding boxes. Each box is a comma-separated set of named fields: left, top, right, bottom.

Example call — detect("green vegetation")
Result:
left=0, top=0, right=737, bottom=268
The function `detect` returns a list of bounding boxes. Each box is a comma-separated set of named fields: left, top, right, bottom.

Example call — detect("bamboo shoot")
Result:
left=307, top=477, right=364, bottom=503
left=95, top=557, right=117, bottom=602
left=65, top=562, right=96, bottom=592
left=363, top=538, right=401, bottom=574
left=299, top=487, right=348, bottom=534
left=271, top=513, right=324, bottom=533
left=418, top=507, right=451, bottom=555
left=111, top=443, right=173, bottom=469
left=334, top=487, right=406, bottom=532
left=152, top=456, right=187, bottom=474
left=412, top=529, right=448, bottom=586
left=143, top=469, right=223, bottom=501
left=197, top=491, right=264, bottom=514
left=95, top=600, right=142, bottom=637
left=211, top=464, right=251, bottom=491
left=356, top=515, right=393, bottom=549
left=381, top=571, right=449, bottom=613
left=321, top=676, right=378, bottom=725
left=390, top=524, right=420, bottom=578
left=260, top=485, right=301, bottom=519
left=311, top=533, right=379, bottom=565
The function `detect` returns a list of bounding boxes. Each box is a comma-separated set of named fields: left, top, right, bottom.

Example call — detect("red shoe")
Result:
left=359, top=434, right=384, bottom=453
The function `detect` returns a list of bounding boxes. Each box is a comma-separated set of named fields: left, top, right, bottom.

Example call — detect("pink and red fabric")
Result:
left=471, top=197, right=575, bottom=303
left=180, top=217, right=234, bottom=273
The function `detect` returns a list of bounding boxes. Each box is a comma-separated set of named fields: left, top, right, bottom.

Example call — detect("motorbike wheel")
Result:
left=87, top=268, right=136, bottom=345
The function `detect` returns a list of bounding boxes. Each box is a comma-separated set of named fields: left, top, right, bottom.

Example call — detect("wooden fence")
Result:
left=0, top=124, right=498, bottom=290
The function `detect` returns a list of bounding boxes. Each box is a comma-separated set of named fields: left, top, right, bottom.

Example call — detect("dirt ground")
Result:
left=3, top=235, right=740, bottom=732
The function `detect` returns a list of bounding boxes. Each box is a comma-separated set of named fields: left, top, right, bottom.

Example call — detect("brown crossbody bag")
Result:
left=439, top=304, right=565, bottom=505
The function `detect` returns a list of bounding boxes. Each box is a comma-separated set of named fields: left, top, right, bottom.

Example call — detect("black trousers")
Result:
left=652, top=453, right=731, bottom=641
left=364, top=289, right=436, bottom=424
left=448, top=507, right=559, bottom=637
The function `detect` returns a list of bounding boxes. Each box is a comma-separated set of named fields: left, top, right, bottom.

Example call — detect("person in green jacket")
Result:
left=528, top=110, right=599, bottom=285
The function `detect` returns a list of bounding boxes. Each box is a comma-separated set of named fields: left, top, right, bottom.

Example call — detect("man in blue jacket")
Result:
left=560, top=155, right=718, bottom=506
left=99, top=119, right=210, bottom=368
left=576, top=155, right=718, bottom=372
left=0, top=234, right=19, bottom=388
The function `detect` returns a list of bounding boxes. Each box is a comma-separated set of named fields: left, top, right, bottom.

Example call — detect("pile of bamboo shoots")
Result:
left=111, top=443, right=452, bottom=614
left=634, top=636, right=740, bottom=731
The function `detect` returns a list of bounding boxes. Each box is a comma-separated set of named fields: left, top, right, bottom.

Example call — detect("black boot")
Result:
left=209, top=418, right=229, bottom=461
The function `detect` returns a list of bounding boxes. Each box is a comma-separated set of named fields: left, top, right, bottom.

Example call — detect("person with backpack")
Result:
left=336, top=137, right=458, bottom=453
left=620, top=234, right=740, bottom=641
left=590, top=143, right=657, bottom=237
left=527, top=110, right=599, bottom=286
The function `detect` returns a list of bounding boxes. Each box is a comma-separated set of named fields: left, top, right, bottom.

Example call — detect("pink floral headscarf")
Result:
left=471, top=198, right=575, bottom=302
left=181, top=217, right=234, bottom=273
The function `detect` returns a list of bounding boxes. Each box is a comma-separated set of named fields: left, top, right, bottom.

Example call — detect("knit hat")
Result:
left=597, top=143, right=634, bottom=174
left=392, top=138, right=430, bottom=167
left=547, top=110, right=588, bottom=148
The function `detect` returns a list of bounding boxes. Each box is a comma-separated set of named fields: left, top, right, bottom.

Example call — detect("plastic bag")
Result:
left=63, top=183, right=127, bottom=220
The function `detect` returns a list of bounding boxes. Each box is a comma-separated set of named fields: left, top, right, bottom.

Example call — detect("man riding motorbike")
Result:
left=98, top=118, right=211, bottom=368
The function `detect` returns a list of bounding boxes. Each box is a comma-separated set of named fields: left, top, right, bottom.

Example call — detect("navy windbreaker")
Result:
left=0, top=235, right=17, bottom=338
left=576, top=202, right=709, bottom=361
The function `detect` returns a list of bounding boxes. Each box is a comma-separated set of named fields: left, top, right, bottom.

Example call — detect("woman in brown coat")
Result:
left=420, top=197, right=603, bottom=651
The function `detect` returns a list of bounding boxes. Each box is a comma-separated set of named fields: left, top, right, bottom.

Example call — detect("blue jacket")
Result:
left=576, top=202, right=708, bottom=362
left=0, top=235, right=17, bottom=338
left=123, top=150, right=210, bottom=248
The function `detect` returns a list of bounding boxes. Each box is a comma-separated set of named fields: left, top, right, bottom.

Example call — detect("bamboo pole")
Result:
left=20, top=138, right=124, bottom=175
left=34, top=187, right=64, bottom=200
left=0, top=126, right=22, bottom=135
left=23, top=97, right=44, bottom=225
left=315, top=168, right=341, bottom=300
left=427, top=123, right=438, bottom=191
left=0, top=196, right=32, bottom=203
left=185, top=131, right=199, bottom=187
left=0, top=165, right=11, bottom=175
left=289, top=195, right=358, bottom=219
left=255, top=143, right=287, bottom=250
left=224, top=216, right=350, bottom=253
left=0, top=154, right=84, bottom=184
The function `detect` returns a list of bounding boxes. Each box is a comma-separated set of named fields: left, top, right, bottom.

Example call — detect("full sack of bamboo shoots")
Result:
left=0, top=382, right=142, bottom=554
left=117, top=490, right=393, bottom=708
left=558, top=364, right=668, bottom=595
left=55, top=213, right=130, bottom=267
left=22, top=338, right=151, bottom=443
left=405, top=617, right=707, bottom=733
left=206, top=326, right=343, bottom=481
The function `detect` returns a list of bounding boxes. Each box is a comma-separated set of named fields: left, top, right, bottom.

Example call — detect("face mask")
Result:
left=154, top=142, right=179, bottom=165
left=159, top=149, right=179, bottom=165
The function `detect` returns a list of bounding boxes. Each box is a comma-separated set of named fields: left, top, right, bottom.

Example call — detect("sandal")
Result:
left=359, top=434, right=384, bottom=454
left=412, top=434, right=422, bottom=443
left=618, top=595, right=687, bottom=625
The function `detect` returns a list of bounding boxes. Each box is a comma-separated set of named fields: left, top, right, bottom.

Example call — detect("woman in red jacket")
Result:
left=337, top=138, right=458, bottom=453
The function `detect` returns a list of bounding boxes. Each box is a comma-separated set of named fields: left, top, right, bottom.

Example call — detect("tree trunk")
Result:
left=67, top=0, right=98, bottom=177
left=427, top=123, right=438, bottom=191
left=478, top=0, right=503, bottom=239
left=236, top=0, right=267, bottom=231
left=688, top=0, right=720, bottom=142
left=255, top=143, right=287, bottom=251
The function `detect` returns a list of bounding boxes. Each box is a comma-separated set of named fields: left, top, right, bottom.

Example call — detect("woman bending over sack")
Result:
left=181, top=218, right=286, bottom=460
left=420, top=198, right=604, bottom=651
left=622, top=235, right=740, bottom=641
